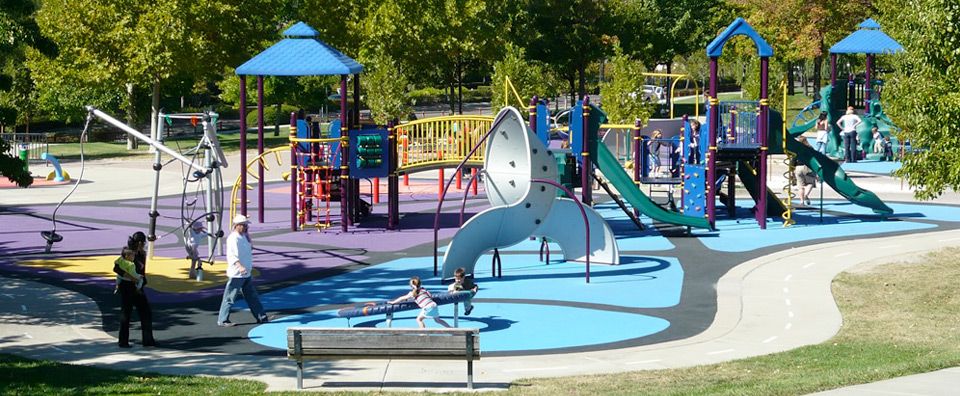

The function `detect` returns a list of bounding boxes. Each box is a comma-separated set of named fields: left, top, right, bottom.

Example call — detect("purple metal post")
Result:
left=387, top=119, right=396, bottom=230
left=830, top=54, right=838, bottom=88
left=339, top=75, right=349, bottom=232
left=290, top=112, right=297, bottom=231
left=758, top=57, right=769, bottom=230
left=531, top=178, right=591, bottom=283
left=239, top=76, right=247, bottom=216
left=257, top=76, right=265, bottom=223
left=679, top=114, right=688, bottom=207
left=581, top=96, right=592, bottom=206
left=706, top=57, right=719, bottom=228
left=865, top=54, right=873, bottom=114
left=632, top=118, right=642, bottom=217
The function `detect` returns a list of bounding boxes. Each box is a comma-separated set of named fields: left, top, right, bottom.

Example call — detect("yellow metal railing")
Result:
left=395, top=115, right=494, bottom=172
left=230, top=147, right=287, bottom=223
left=642, top=72, right=701, bottom=119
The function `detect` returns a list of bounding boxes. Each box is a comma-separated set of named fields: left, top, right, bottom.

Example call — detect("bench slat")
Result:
left=287, top=335, right=476, bottom=350
left=288, top=349, right=481, bottom=360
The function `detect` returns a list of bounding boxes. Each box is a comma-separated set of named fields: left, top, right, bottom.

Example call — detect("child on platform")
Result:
left=389, top=277, right=452, bottom=328
left=447, top=267, right=478, bottom=315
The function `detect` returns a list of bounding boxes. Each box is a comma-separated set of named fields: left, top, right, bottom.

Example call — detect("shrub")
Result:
left=245, top=104, right=299, bottom=127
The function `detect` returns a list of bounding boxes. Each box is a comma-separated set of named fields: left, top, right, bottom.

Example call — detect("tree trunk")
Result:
left=126, top=82, right=137, bottom=150
left=578, top=63, right=587, bottom=100
left=665, top=63, right=673, bottom=108
left=787, top=61, right=795, bottom=95
left=274, top=102, right=281, bottom=136
left=457, top=55, right=463, bottom=115
left=813, top=55, right=823, bottom=101
left=149, top=76, right=159, bottom=153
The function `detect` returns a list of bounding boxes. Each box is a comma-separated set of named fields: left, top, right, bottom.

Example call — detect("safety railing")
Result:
left=717, top=101, right=760, bottom=149
left=2, top=133, right=50, bottom=161
left=394, top=115, right=493, bottom=172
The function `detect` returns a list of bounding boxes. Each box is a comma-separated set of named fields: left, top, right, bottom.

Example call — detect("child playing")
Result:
left=114, top=247, right=144, bottom=294
left=881, top=135, right=894, bottom=161
left=447, top=267, right=478, bottom=315
left=871, top=127, right=883, bottom=153
left=184, top=221, right=208, bottom=280
left=389, top=277, right=452, bottom=328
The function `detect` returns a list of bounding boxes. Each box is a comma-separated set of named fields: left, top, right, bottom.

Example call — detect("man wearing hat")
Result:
left=218, top=214, right=269, bottom=327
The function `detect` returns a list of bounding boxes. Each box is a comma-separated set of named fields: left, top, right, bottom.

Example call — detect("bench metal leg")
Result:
left=454, top=303, right=459, bottom=328
left=467, top=360, right=473, bottom=389
left=297, top=361, right=303, bottom=389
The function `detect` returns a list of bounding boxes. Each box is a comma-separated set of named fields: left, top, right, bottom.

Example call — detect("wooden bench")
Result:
left=287, top=327, right=480, bottom=389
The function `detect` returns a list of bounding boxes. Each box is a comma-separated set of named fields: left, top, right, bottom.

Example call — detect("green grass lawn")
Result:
left=4, top=247, right=960, bottom=395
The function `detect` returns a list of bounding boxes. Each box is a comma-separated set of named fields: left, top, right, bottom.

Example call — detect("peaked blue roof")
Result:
left=283, top=21, right=319, bottom=37
left=706, top=17, right=773, bottom=58
left=830, top=19, right=903, bottom=54
left=236, top=22, right=363, bottom=76
left=859, top=18, right=881, bottom=29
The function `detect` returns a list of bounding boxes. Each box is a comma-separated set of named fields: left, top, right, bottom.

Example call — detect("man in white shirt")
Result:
left=836, top=107, right=863, bottom=163
left=217, top=215, right=269, bottom=327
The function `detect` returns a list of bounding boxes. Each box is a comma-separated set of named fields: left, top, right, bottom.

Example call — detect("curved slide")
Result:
left=440, top=107, right=620, bottom=281
left=594, top=143, right=712, bottom=230
left=776, top=113, right=893, bottom=215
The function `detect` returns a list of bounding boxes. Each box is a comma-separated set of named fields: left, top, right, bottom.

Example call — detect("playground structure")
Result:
left=41, top=106, right=228, bottom=258
left=40, top=153, right=69, bottom=181
left=233, top=21, right=497, bottom=233
left=438, top=106, right=619, bottom=283
left=820, top=18, right=905, bottom=161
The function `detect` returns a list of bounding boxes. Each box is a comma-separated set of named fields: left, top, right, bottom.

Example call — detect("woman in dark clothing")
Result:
left=117, top=231, right=157, bottom=348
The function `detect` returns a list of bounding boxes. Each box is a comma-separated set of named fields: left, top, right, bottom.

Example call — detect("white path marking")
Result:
left=785, top=323, right=793, bottom=330
left=625, top=359, right=662, bottom=365
left=763, top=336, right=778, bottom=343
left=21, top=305, right=27, bottom=312
left=785, top=299, right=792, bottom=306
left=22, top=333, right=33, bottom=339
left=707, top=349, right=735, bottom=355
left=783, top=287, right=789, bottom=293
left=880, top=244, right=902, bottom=249
left=834, top=252, right=851, bottom=258
left=503, top=366, right=569, bottom=373
left=50, top=346, right=68, bottom=353
left=784, top=274, right=793, bottom=282
left=803, top=262, right=816, bottom=269
left=788, top=311, right=794, bottom=318
left=1, top=293, right=14, bottom=299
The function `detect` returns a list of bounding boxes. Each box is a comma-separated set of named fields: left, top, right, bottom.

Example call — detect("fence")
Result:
left=2, top=133, right=49, bottom=162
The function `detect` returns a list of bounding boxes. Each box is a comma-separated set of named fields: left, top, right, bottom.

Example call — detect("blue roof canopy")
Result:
left=706, top=17, right=773, bottom=58
left=236, top=22, right=363, bottom=76
left=830, top=19, right=903, bottom=54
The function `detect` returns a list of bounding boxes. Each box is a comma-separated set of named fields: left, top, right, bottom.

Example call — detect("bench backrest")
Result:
left=287, top=327, right=480, bottom=360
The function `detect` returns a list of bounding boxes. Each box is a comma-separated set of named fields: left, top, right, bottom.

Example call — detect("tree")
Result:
left=0, top=0, right=57, bottom=187
left=599, top=42, right=654, bottom=125
left=490, top=43, right=562, bottom=113
left=737, top=0, right=867, bottom=99
left=520, top=0, right=609, bottom=100
left=31, top=0, right=282, bottom=149
left=877, top=0, right=960, bottom=200
left=360, top=52, right=409, bottom=124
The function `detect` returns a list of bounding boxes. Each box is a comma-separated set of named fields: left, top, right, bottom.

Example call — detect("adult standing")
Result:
left=218, top=215, right=269, bottom=327
left=117, top=231, right=157, bottom=348
left=836, top=107, right=862, bottom=163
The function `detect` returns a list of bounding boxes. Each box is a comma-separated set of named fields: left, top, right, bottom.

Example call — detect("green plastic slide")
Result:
left=783, top=117, right=894, bottom=215
left=594, top=143, right=712, bottom=229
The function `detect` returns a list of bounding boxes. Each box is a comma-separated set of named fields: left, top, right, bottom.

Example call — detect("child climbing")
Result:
left=389, top=276, right=452, bottom=328
left=184, top=221, right=208, bottom=280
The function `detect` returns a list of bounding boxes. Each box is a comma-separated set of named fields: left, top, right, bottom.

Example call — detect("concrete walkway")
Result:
left=2, top=153, right=959, bottom=394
